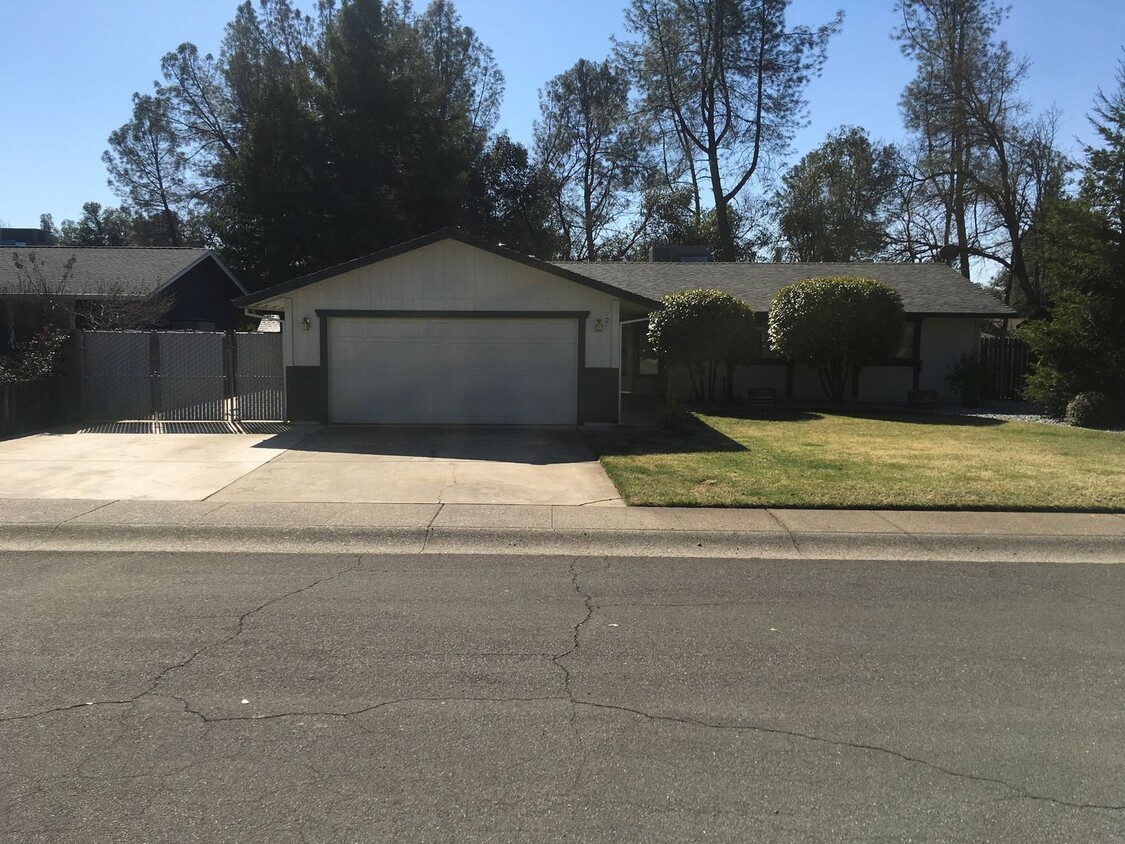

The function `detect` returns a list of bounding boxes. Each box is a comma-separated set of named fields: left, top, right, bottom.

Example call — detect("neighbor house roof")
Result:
left=234, top=228, right=662, bottom=310
left=551, top=261, right=1016, bottom=317
left=0, top=247, right=246, bottom=298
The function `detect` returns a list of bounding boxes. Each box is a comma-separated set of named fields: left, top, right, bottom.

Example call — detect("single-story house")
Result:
left=556, top=258, right=1017, bottom=404
left=234, top=228, right=1015, bottom=425
left=0, top=247, right=249, bottom=348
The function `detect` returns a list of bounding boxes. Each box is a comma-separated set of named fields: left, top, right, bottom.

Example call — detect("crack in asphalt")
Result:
left=152, top=692, right=568, bottom=725
left=569, top=699, right=1125, bottom=812
left=146, top=555, right=366, bottom=694
left=0, top=555, right=366, bottom=725
left=5, top=553, right=1122, bottom=818
left=549, top=558, right=610, bottom=792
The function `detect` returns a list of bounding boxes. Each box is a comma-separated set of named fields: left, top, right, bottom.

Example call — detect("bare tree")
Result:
left=103, top=93, right=190, bottom=247
left=893, top=0, right=1068, bottom=313
left=8, top=251, right=76, bottom=334
left=621, top=0, right=842, bottom=260
left=534, top=58, right=652, bottom=260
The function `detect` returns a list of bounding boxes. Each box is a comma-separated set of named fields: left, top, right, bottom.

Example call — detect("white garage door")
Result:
left=328, top=317, right=579, bottom=424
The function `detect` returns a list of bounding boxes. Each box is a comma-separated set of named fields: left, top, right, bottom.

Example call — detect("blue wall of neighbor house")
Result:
left=164, top=259, right=245, bottom=330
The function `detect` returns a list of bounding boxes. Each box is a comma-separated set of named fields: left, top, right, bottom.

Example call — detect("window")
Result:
left=896, top=321, right=917, bottom=360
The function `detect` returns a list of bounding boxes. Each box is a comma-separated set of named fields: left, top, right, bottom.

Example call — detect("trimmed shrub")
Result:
left=945, top=351, right=991, bottom=407
left=768, top=277, right=905, bottom=403
left=647, top=289, right=757, bottom=402
left=1065, top=391, right=1116, bottom=428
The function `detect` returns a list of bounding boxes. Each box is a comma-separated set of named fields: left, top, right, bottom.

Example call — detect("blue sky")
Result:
left=1, top=0, right=1122, bottom=228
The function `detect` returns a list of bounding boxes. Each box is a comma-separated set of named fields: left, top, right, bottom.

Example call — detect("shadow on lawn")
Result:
left=695, top=405, right=1009, bottom=428
left=582, top=413, right=748, bottom=457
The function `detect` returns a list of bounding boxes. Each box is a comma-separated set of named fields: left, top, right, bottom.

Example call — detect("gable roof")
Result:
left=0, top=247, right=247, bottom=298
left=233, top=228, right=662, bottom=309
left=552, top=261, right=1016, bottom=317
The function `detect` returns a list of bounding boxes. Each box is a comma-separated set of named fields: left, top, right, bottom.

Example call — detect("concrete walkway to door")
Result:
left=0, top=425, right=623, bottom=506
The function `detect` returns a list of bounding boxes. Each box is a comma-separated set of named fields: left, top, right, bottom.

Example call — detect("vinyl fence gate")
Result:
left=81, top=331, right=285, bottom=422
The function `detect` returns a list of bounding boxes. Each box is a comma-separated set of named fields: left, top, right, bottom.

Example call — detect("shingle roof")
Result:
left=551, top=261, right=1016, bottom=317
left=0, top=247, right=215, bottom=298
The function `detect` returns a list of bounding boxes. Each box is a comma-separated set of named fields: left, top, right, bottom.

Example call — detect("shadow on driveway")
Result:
left=254, top=424, right=599, bottom=467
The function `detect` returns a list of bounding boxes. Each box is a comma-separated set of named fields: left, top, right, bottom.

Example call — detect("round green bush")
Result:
left=768, top=276, right=904, bottom=402
left=1065, top=391, right=1114, bottom=428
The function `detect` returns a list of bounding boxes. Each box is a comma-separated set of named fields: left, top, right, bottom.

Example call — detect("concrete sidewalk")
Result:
left=0, top=499, right=1122, bottom=563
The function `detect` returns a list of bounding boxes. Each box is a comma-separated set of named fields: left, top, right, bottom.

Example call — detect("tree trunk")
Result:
left=708, top=152, right=735, bottom=261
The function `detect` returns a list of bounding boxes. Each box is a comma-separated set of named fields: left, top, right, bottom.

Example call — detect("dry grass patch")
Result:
left=583, top=410, right=1125, bottom=510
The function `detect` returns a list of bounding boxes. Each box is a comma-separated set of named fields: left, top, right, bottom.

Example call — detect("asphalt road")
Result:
left=2, top=551, right=1123, bottom=842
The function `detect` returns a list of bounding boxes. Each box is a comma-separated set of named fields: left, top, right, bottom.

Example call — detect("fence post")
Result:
left=78, top=332, right=88, bottom=422
left=226, top=331, right=238, bottom=423
left=149, top=332, right=161, bottom=421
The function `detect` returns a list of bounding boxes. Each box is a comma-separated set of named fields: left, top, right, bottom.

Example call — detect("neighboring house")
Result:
left=234, top=229, right=1015, bottom=426
left=0, top=247, right=249, bottom=349
left=0, top=228, right=53, bottom=247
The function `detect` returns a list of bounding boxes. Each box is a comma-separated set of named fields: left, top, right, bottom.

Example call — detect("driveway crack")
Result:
left=435, top=462, right=458, bottom=505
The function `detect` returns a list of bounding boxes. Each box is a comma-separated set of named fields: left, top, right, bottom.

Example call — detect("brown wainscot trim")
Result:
left=285, top=366, right=328, bottom=423
left=579, top=367, right=620, bottom=424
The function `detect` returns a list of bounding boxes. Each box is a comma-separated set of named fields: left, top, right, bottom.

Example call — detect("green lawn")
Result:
left=583, top=410, right=1125, bottom=510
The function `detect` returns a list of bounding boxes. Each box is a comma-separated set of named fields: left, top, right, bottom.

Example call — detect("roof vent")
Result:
left=649, top=244, right=711, bottom=263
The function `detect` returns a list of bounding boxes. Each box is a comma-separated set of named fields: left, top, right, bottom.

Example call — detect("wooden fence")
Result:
left=0, top=333, right=83, bottom=438
left=980, top=336, right=1033, bottom=400
left=0, top=375, right=82, bottom=438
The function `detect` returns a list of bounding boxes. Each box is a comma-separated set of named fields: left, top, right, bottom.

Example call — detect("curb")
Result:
left=2, top=522, right=1122, bottom=563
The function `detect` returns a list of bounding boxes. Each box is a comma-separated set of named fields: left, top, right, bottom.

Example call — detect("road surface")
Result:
left=2, top=550, right=1122, bottom=842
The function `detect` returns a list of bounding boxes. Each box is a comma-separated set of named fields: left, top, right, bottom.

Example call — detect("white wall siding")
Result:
left=286, top=240, right=618, bottom=368
left=918, top=318, right=985, bottom=398
left=856, top=367, right=914, bottom=400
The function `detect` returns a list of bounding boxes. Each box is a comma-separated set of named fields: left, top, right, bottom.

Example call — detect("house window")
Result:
left=754, top=314, right=776, bottom=359
left=896, top=321, right=918, bottom=360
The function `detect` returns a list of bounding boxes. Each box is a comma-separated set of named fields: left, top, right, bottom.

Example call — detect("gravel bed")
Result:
left=934, top=401, right=1125, bottom=431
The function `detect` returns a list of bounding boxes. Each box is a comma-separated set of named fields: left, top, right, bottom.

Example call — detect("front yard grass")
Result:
left=583, top=410, right=1125, bottom=510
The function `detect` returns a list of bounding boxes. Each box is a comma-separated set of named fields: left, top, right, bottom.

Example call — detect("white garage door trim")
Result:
left=320, top=309, right=588, bottom=425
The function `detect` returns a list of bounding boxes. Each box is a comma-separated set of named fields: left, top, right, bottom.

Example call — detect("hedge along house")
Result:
left=234, top=229, right=659, bottom=425
left=555, top=261, right=1017, bottom=403
left=0, top=247, right=249, bottom=349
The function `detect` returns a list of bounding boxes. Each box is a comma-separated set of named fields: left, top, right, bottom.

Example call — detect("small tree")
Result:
left=647, top=289, right=758, bottom=401
left=3, top=252, right=76, bottom=383
left=768, top=277, right=905, bottom=403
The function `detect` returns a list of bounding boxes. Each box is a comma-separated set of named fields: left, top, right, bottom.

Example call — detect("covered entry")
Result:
left=326, top=314, right=580, bottom=424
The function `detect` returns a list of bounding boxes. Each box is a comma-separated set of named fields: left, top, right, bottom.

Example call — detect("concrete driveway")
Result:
left=0, top=425, right=623, bottom=506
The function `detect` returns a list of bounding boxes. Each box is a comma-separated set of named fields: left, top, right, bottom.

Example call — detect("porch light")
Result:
left=301, top=317, right=311, bottom=331
left=594, top=318, right=606, bottom=332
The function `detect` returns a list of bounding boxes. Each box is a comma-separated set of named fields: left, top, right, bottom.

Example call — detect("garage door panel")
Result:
left=328, top=317, right=579, bottom=424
